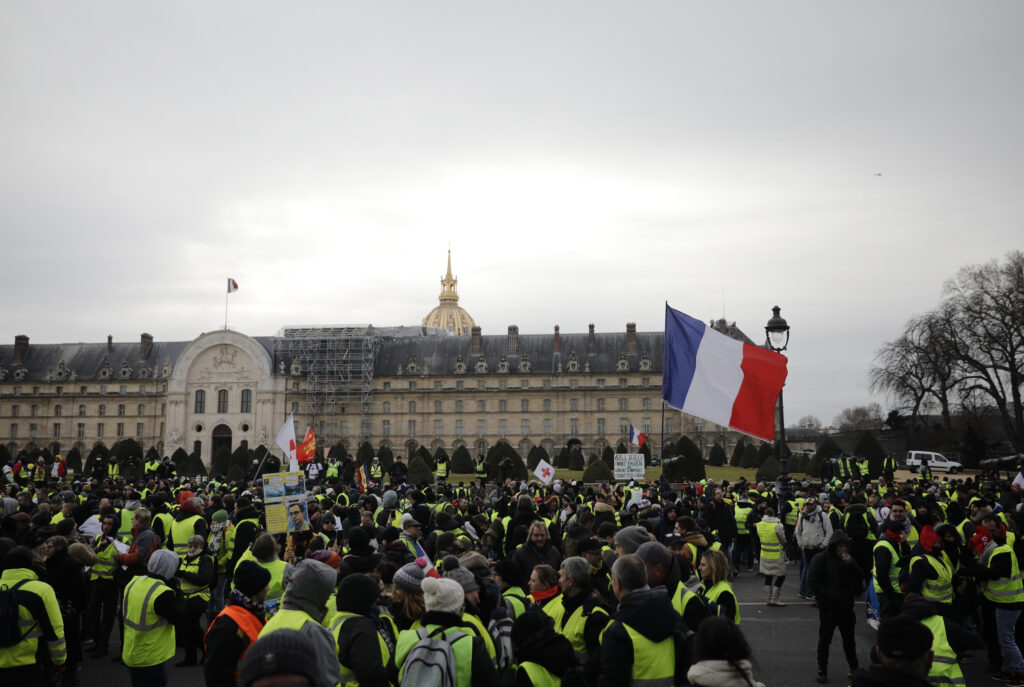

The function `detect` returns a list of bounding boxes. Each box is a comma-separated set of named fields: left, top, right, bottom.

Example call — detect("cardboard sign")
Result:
left=263, top=471, right=308, bottom=534
left=614, top=453, right=646, bottom=481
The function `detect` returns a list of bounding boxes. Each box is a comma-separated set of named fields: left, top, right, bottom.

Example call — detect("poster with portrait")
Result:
left=263, top=470, right=308, bottom=534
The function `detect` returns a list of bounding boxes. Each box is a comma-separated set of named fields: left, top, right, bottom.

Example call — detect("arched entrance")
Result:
left=212, top=424, right=232, bottom=458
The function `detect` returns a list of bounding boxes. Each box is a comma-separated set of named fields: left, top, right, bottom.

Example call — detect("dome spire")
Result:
left=439, top=249, right=459, bottom=304
left=423, top=248, right=475, bottom=335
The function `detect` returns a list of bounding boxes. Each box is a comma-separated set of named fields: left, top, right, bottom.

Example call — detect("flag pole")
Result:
left=224, top=287, right=229, bottom=330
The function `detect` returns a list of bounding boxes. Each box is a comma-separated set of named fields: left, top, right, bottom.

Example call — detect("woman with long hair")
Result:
left=699, top=549, right=740, bottom=625
left=686, top=616, right=765, bottom=687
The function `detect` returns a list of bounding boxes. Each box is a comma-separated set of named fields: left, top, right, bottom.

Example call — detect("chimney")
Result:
left=507, top=325, right=519, bottom=356
left=13, top=335, right=29, bottom=365
left=140, top=333, right=154, bottom=360
left=471, top=326, right=482, bottom=356
left=587, top=324, right=596, bottom=355
left=626, top=322, right=637, bottom=354
left=554, top=325, right=560, bottom=354
left=107, top=334, right=113, bottom=354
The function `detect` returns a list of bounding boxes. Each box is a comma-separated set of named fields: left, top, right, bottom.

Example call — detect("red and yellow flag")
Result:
left=296, top=427, right=316, bottom=465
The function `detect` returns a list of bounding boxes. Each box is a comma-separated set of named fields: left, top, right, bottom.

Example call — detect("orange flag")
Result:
left=296, top=427, right=316, bottom=465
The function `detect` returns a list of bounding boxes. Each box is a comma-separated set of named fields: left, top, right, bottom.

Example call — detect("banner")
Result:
left=534, top=458, right=555, bottom=484
left=614, top=453, right=646, bottom=481
left=263, top=470, right=308, bottom=534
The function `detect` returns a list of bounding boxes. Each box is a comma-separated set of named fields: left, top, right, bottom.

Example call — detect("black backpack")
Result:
left=844, top=512, right=869, bottom=541
left=0, top=580, right=33, bottom=648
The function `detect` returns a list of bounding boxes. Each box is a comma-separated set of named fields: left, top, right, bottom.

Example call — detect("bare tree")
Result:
left=797, top=414, right=822, bottom=429
left=834, top=403, right=885, bottom=431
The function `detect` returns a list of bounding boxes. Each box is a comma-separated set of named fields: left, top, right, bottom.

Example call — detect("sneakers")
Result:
left=994, top=669, right=1024, bottom=684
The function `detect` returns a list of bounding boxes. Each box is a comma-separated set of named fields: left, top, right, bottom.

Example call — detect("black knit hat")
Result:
left=338, top=572, right=379, bottom=615
left=233, top=560, right=272, bottom=598
left=238, top=629, right=320, bottom=687
left=876, top=615, right=933, bottom=661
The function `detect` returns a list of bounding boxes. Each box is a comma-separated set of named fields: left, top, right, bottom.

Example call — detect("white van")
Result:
left=905, top=451, right=963, bottom=474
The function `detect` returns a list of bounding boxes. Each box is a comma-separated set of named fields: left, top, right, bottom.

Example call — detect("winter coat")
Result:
left=203, top=601, right=266, bottom=687
left=514, top=626, right=576, bottom=686
left=687, top=659, right=766, bottom=687
left=597, top=586, right=679, bottom=687
left=795, top=506, right=833, bottom=550
left=512, top=540, right=562, bottom=580
left=808, top=531, right=864, bottom=608
left=756, top=517, right=787, bottom=578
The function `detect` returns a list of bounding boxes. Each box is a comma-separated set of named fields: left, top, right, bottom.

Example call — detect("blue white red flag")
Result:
left=415, top=541, right=442, bottom=578
left=662, top=304, right=788, bottom=442
left=628, top=425, right=648, bottom=448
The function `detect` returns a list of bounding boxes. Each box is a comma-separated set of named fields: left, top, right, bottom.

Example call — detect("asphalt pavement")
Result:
left=75, top=566, right=995, bottom=686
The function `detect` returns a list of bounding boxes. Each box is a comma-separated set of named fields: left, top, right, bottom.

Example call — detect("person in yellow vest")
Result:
left=897, top=594, right=980, bottom=687
left=698, top=549, right=740, bottom=625
left=331, top=572, right=395, bottom=687
left=169, top=497, right=208, bottom=557
left=107, top=459, right=120, bottom=481
left=851, top=614, right=934, bottom=687
left=256, top=559, right=341, bottom=687
left=511, top=607, right=578, bottom=686
left=636, top=540, right=709, bottom=629
left=555, top=556, right=612, bottom=680
left=976, top=514, right=1024, bottom=681
left=598, top=553, right=680, bottom=686
left=122, top=549, right=182, bottom=687
left=755, top=507, right=788, bottom=607
left=206, top=509, right=233, bottom=617
left=203, top=560, right=270, bottom=687
left=175, top=535, right=214, bottom=666
left=86, top=513, right=124, bottom=657
left=528, top=563, right=564, bottom=626
left=906, top=525, right=954, bottom=612
left=872, top=526, right=911, bottom=619
left=435, top=454, right=449, bottom=486
left=393, top=576, right=499, bottom=686
left=0, top=546, right=67, bottom=687
left=238, top=533, right=289, bottom=608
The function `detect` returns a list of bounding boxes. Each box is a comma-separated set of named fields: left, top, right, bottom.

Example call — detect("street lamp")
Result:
left=765, top=306, right=791, bottom=476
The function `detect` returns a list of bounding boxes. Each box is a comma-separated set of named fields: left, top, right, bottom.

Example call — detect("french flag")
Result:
left=662, top=304, right=788, bottom=442
left=414, top=542, right=442, bottom=578
left=629, top=425, right=648, bottom=448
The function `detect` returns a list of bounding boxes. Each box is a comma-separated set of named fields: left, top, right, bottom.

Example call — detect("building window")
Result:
left=217, top=389, right=228, bottom=414
left=291, top=402, right=299, bottom=414
left=597, top=378, right=605, bottom=388
left=498, top=400, right=507, bottom=412
left=382, top=401, right=390, bottom=413
left=499, top=380, right=508, bottom=390
left=292, top=382, right=299, bottom=391
left=80, top=386, right=87, bottom=394
left=597, top=418, right=605, bottom=435
left=543, top=399, right=552, bottom=412
left=53, top=423, right=60, bottom=438
left=97, top=423, right=104, bottom=438
left=597, top=399, right=605, bottom=411
left=383, top=382, right=391, bottom=390
left=138, top=404, right=145, bottom=415
left=665, top=418, right=675, bottom=434
left=521, top=380, right=529, bottom=389
left=30, top=405, right=38, bottom=417
left=408, top=420, right=415, bottom=435
left=521, top=419, right=530, bottom=435
left=9, top=424, right=16, bottom=439
left=455, top=401, right=464, bottom=413
left=521, top=400, right=529, bottom=412
left=100, top=385, right=107, bottom=393
left=477, top=380, right=485, bottom=390
left=456, top=419, right=465, bottom=435
left=408, top=382, right=416, bottom=391
left=477, top=419, right=485, bottom=435
left=643, top=398, right=651, bottom=410
left=642, top=377, right=650, bottom=388
left=543, top=419, right=552, bottom=435
left=477, top=400, right=485, bottom=412
left=340, top=421, right=349, bottom=436
left=54, top=405, right=62, bottom=417
left=119, top=385, right=127, bottom=394
left=382, top=420, right=391, bottom=437
left=620, top=418, right=629, bottom=435
left=116, top=423, right=124, bottom=438
left=29, top=423, right=37, bottom=438
left=136, top=422, right=144, bottom=438
left=543, top=379, right=551, bottom=389
left=194, top=391, right=205, bottom=414
left=117, top=404, right=125, bottom=417
left=77, top=423, right=85, bottom=439
left=139, top=384, right=146, bottom=393
left=55, top=386, right=62, bottom=395
left=98, top=404, right=106, bottom=417
left=434, top=419, right=443, bottom=435
left=499, top=420, right=507, bottom=436
left=456, top=381, right=464, bottom=391
left=409, top=401, right=416, bottom=414
left=78, top=405, right=86, bottom=417
left=569, top=379, right=578, bottom=389
left=642, top=418, right=652, bottom=435
left=434, top=401, right=442, bottom=413
left=619, top=378, right=627, bottom=388
left=11, top=406, right=18, bottom=418
left=241, top=389, right=252, bottom=413
left=570, top=399, right=578, bottom=411
left=619, top=398, right=628, bottom=411
left=434, top=381, right=442, bottom=389
left=570, top=418, right=579, bottom=436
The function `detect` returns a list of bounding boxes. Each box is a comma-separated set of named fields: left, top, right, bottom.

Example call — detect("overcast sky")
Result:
left=2, top=2, right=1021, bottom=428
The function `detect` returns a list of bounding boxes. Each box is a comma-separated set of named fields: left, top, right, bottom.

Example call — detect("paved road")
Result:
left=76, top=566, right=993, bottom=686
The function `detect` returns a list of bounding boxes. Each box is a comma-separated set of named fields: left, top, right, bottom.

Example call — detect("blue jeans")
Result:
left=801, top=548, right=824, bottom=596
left=995, top=607, right=1024, bottom=672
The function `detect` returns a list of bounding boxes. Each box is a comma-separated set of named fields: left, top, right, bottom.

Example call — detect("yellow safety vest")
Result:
left=558, top=601, right=610, bottom=662
left=734, top=504, right=752, bottom=535
left=920, top=614, right=965, bottom=687
left=90, top=534, right=123, bottom=582
left=703, top=581, right=740, bottom=625
left=871, top=539, right=904, bottom=594
left=755, top=521, right=783, bottom=561
left=179, top=554, right=211, bottom=601
left=913, top=554, right=953, bottom=605
left=0, top=569, right=67, bottom=668
left=436, top=461, right=448, bottom=478
left=169, top=514, right=202, bottom=557
left=122, top=575, right=175, bottom=667
left=502, top=587, right=528, bottom=618
left=539, top=593, right=565, bottom=628
left=981, top=542, right=1024, bottom=604
left=621, top=621, right=675, bottom=687
left=518, top=661, right=561, bottom=687
left=331, top=612, right=391, bottom=687
left=395, top=625, right=473, bottom=687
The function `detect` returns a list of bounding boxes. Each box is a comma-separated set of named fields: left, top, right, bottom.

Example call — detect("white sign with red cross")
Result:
left=534, top=458, right=555, bottom=484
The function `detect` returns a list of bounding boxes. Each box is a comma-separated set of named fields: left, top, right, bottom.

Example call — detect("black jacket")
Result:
left=598, top=586, right=679, bottom=687
left=514, top=627, right=576, bottom=687
left=203, top=601, right=265, bottom=687
left=809, top=531, right=864, bottom=608
left=336, top=613, right=391, bottom=687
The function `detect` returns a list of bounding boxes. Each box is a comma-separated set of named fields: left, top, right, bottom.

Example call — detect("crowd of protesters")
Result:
left=1, top=448, right=1023, bottom=686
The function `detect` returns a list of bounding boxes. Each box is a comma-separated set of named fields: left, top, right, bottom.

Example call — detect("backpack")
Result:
left=0, top=580, right=33, bottom=648
left=487, top=597, right=518, bottom=671
left=401, top=627, right=467, bottom=687
left=844, top=512, right=869, bottom=541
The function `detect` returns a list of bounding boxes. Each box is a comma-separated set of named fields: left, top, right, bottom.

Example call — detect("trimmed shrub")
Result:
left=171, top=447, right=190, bottom=474
left=663, top=436, right=706, bottom=481
left=730, top=441, right=745, bottom=467
left=188, top=452, right=207, bottom=477
left=816, top=436, right=844, bottom=460
left=555, top=446, right=570, bottom=469
left=414, top=445, right=433, bottom=470
left=407, top=455, right=434, bottom=484
left=582, top=458, right=613, bottom=482
left=616, top=441, right=628, bottom=455
left=226, top=464, right=244, bottom=482
left=65, top=447, right=82, bottom=475
left=756, top=455, right=781, bottom=482
left=377, top=444, right=394, bottom=471
left=145, top=446, right=160, bottom=462
left=709, top=443, right=726, bottom=467
left=641, top=441, right=652, bottom=466
left=328, top=441, right=348, bottom=459
left=527, top=445, right=548, bottom=470
left=601, top=445, right=615, bottom=468
left=451, top=445, right=474, bottom=473
left=569, top=449, right=585, bottom=471
left=357, top=441, right=375, bottom=465
left=740, top=444, right=759, bottom=469
left=757, top=442, right=773, bottom=466
left=788, top=454, right=807, bottom=474
left=807, top=454, right=822, bottom=477
left=854, top=431, right=886, bottom=476
left=213, top=446, right=232, bottom=477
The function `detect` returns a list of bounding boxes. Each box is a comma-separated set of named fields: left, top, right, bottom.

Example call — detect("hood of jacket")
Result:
left=282, top=559, right=337, bottom=621
left=518, top=630, right=576, bottom=675
left=826, top=529, right=851, bottom=553
left=615, top=586, right=677, bottom=643
left=682, top=531, right=708, bottom=548
left=800, top=506, right=823, bottom=520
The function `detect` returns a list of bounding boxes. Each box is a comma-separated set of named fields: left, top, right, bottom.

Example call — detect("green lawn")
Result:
left=449, top=465, right=809, bottom=486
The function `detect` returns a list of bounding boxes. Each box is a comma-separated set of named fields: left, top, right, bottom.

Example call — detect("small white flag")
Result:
left=1013, top=468, right=1024, bottom=490
left=274, top=412, right=299, bottom=472
left=534, top=458, right=555, bottom=485
left=227, top=278, right=239, bottom=293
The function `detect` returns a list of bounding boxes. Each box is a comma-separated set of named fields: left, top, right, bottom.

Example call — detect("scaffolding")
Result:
left=275, top=325, right=380, bottom=448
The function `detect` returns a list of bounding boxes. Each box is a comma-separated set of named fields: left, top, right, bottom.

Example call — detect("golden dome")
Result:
left=422, top=250, right=476, bottom=336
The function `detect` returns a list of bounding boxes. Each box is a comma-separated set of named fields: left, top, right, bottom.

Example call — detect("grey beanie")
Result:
left=148, top=549, right=180, bottom=579
left=615, top=525, right=653, bottom=554
left=441, top=556, right=479, bottom=593
left=383, top=490, right=398, bottom=508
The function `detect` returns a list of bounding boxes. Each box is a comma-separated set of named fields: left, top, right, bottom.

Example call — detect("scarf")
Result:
left=531, top=586, right=560, bottom=603
left=228, top=587, right=267, bottom=616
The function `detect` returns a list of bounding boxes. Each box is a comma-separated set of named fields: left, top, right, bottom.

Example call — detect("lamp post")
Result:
left=765, top=306, right=791, bottom=476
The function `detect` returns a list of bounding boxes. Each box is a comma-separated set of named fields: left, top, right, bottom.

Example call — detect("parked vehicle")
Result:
left=905, top=450, right=963, bottom=474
